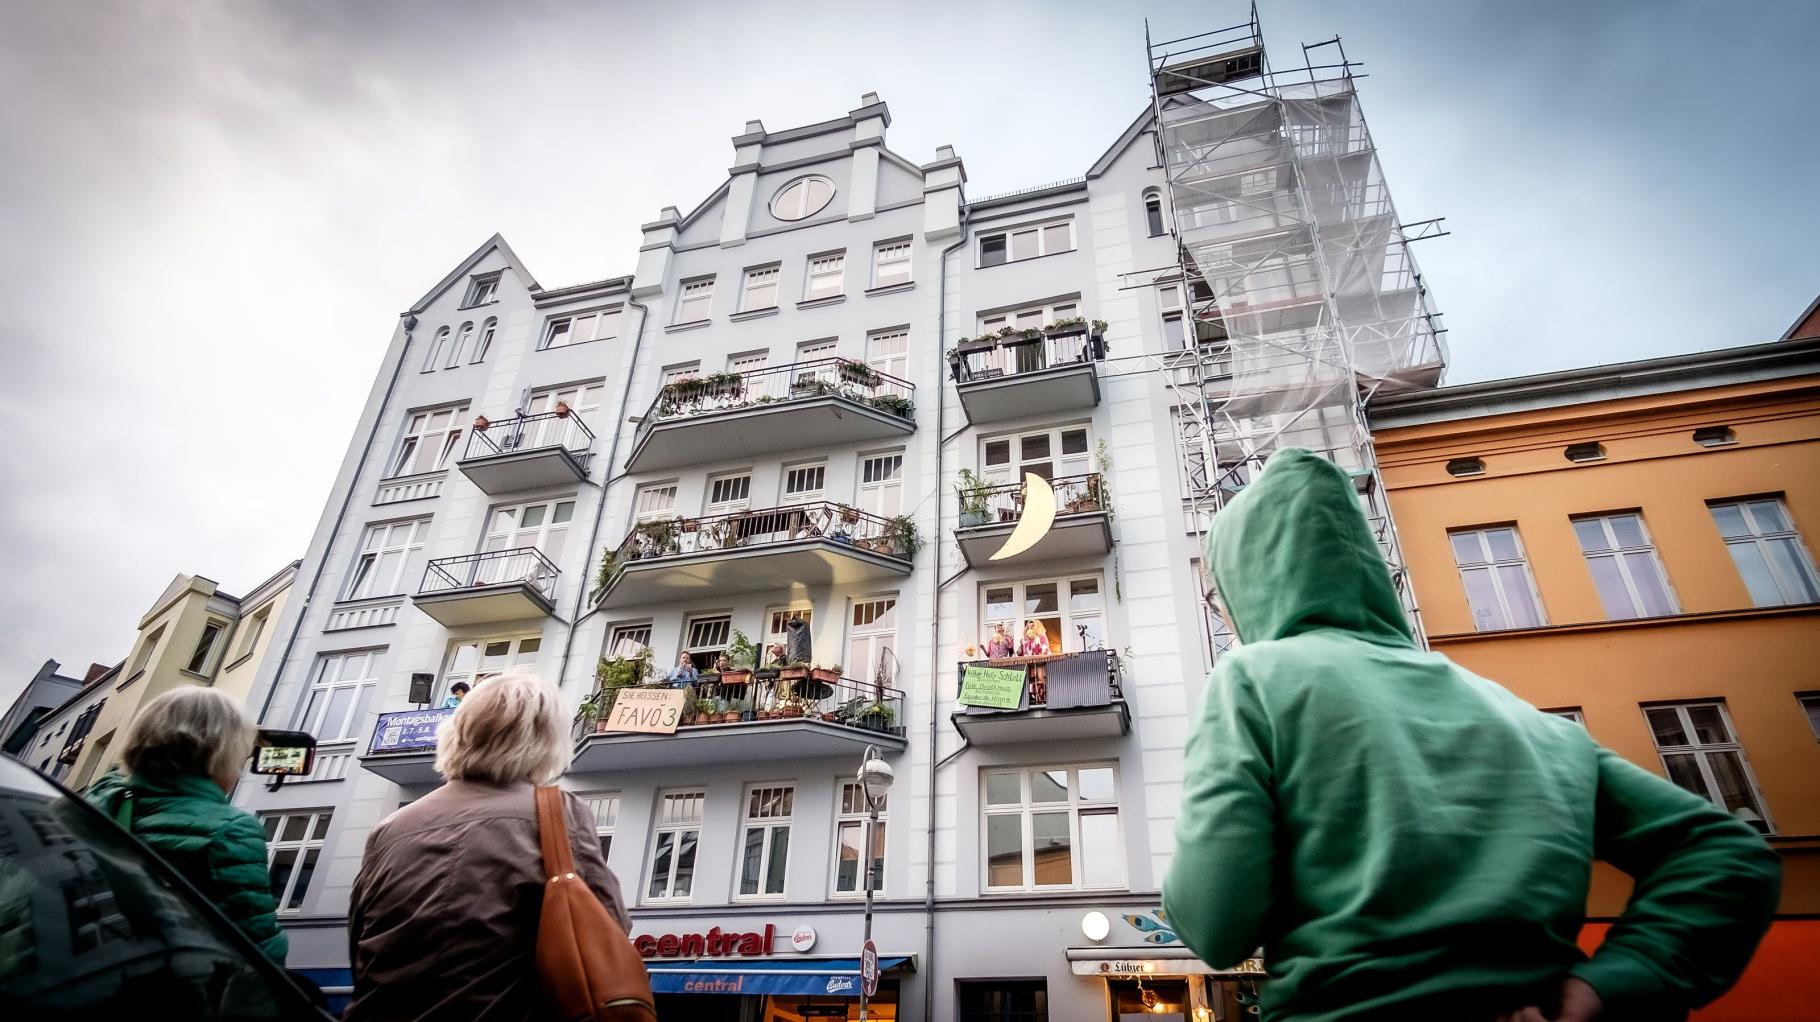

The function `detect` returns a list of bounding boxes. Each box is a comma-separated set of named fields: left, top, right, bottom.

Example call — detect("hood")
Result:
left=1206, top=447, right=1413, bottom=647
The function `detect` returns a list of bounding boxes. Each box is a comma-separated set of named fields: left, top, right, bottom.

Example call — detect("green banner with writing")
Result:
left=958, top=665, right=1026, bottom=710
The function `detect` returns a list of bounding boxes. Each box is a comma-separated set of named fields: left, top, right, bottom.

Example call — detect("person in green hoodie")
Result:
left=85, top=685, right=289, bottom=964
left=1164, top=447, right=1780, bottom=1021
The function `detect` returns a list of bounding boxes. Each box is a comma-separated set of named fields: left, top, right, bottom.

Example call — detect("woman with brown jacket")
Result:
left=347, top=673, right=630, bottom=1021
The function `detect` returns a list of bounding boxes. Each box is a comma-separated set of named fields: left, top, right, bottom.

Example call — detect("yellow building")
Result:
left=57, top=561, right=298, bottom=789
left=1370, top=332, right=1820, bottom=1021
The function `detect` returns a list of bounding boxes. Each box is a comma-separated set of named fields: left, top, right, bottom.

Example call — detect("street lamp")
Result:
left=857, top=745, right=894, bottom=1021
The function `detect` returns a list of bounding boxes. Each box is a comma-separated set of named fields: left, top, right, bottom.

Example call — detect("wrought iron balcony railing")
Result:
left=948, top=324, right=1105, bottom=384
left=635, top=357, right=914, bottom=444
left=573, top=672, right=905, bottom=745
left=957, top=473, right=1106, bottom=529
left=463, top=409, right=595, bottom=461
left=609, top=501, right=916, bottom=570
left=420, top=547, right=560, bottom=599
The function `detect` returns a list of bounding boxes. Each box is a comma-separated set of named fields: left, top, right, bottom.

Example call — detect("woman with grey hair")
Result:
left=85, top=685, right=288, bottom=962
left=347, top=672, right=630, bottom=1021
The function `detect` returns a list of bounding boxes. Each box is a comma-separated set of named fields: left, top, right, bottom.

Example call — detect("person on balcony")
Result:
left=1164, top=447, right=1780, bottom=1022
left=984, top=623, right=1016, bottom=659
left=1017, top=620, right=1051, bottom=657
left=666, top=652, right=699, bottom=688
left=439, top=681, right=470, bottom=709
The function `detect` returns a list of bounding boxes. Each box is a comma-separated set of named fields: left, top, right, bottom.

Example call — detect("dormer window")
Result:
left=462, top=272, right=501, bottom=308
left=770, top=175, right=835, bottom=221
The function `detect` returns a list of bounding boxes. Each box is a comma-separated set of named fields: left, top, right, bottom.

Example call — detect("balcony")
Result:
left=955, top=473, right=1113, bottom=568
left=948, top=324, right=1105, bottom=425
left=951, top=649, right=1128, bottom=745
left=571, top=673, right=906, bottom=771
left=594, top=502, right=916, bottom=609
left=457, top=409, right=594, bottom=494
left=412, top=548, right=560, bottom=626
left=625, top=358, right=916, bottom=472
left=359, top=707, right=455, bottom=785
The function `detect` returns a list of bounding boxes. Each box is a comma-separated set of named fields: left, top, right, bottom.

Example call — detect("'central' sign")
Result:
left=635, top=924, right=777, bottom=958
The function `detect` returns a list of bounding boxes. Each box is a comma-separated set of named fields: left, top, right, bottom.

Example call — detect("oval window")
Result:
left=770, top=175, right=835, bottom=221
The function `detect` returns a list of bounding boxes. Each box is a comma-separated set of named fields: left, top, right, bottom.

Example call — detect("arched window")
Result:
left=447, top=322, right=474, bottom=368
left=472, top=318, right=496, bottom=364
left=423, top=327, right=450, bottom=371
left=1144, top=190, right=1165, bottom=237
left=769, top=175, right=835, bottom=221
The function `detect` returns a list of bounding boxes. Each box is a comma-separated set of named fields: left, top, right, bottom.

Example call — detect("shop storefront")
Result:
left=1066, top=946, right=1264, bottom=1021
left=636, top=921, right=914, bottom=1021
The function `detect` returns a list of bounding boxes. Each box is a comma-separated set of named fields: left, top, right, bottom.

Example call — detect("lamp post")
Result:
left=857, top=745, right=894, bottom=1020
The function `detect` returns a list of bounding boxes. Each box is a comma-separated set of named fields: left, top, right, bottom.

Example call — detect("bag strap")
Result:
left=534, top=785, right=576, bottom=879
left=113, top=788, right=136, bottom=832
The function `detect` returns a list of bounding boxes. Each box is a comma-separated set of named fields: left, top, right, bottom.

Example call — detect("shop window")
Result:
left=958, top=980, right=1046, bottom=1022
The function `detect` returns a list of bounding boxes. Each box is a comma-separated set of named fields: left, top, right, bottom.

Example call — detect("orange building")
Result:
left=1369, top=330, right=1820, bottom=1021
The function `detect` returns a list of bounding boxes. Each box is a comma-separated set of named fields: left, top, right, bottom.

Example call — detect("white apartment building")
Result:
left=238, top=20, right=1441, bottom=1018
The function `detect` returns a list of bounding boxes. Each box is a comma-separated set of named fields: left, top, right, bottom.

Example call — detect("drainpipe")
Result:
left=256, top=315, right=417, bottom=727
left=554, top=294, right=651, bottom=691
left=924, top=223, right=971, bottom=1022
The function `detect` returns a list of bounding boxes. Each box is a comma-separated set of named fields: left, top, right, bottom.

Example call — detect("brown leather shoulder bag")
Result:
left=534, top=785, right=656, bottom=1021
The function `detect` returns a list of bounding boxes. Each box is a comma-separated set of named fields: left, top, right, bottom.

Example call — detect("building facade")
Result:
left=0, top=659, right=89, bottom=757
left=1371, top=336, right=1820, bottom=1022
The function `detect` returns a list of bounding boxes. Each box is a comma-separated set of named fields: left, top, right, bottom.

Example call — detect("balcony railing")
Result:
left=420, top=548, right=560, bottom=600
left=958, top=473, right=1106, bottom=529
left=636, top=357, right=914, bottom=445
left=573, top=673, right=905, bottom=745
left=611, top=501, right=916, bottom=569
left=955, top=649, right=1123, bottom=711
left=948, top=325, right=1105, bottom=385
left=464, top=409, right=594, bottom=461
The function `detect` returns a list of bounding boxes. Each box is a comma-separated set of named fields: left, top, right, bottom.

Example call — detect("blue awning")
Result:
left=647, top=956, right=911, bottom=997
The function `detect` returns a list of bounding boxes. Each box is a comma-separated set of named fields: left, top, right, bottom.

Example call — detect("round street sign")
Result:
left=859, top=939, right=879, bottom=998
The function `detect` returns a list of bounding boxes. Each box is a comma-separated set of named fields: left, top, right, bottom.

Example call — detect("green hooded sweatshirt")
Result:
left=87, top=769, right=289, bottom=964
left=1163, top=447, right=1780, bottom=1020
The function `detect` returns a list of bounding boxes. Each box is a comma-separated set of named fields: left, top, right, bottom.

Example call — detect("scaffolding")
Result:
left=1141, top=6, right=1449, bottom=651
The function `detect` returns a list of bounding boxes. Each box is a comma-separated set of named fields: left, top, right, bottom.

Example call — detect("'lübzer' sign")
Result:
left=606, top=687, right=687, bottom=734
left=635, top=924, right=780, bottom=958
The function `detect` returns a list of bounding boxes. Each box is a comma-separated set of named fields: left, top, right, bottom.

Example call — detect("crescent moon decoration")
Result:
left=989, top=472, right=1057, bottom=561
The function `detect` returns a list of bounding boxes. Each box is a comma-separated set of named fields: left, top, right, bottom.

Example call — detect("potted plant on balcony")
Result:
left=1044, top=315, right=1088, bottom=338
left=631, top=518, right=682, bottom=558
left=882, top=514, right=921, bottom=559
left=956, top=468, right=991, bottom=527
left=1090, top=319, right=1110, bottom=358
left=858, top=700, right=896, bottom=732
left=839, top=360, right=882, bottom=389
left=866, top=393, right=914, bottom=418
left=721, top=630, right=756, bottom=688
left=692, top=696, right=719, bottom=725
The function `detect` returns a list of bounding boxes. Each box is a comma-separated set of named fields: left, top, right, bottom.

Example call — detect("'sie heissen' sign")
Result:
left=606, top=688, right=687, bottom=734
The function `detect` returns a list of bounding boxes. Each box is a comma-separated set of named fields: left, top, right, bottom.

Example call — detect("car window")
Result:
left=0, top=757, right=325, bottom=1020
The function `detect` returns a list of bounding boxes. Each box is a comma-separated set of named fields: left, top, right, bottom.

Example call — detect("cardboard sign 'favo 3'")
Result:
left=607, top=688, right=688, bottom=734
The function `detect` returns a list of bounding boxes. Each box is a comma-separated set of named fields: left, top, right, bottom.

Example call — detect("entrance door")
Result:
left=1109, top=978, right=1189, bottom=1021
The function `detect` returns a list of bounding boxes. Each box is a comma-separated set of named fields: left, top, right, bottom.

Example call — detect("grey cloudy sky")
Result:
left=2, top=0, right=1816, bottom=710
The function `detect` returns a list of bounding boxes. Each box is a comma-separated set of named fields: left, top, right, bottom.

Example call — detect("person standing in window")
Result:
left=439, top=681, right=470, bottom=709
left=84, top=686, right=288, bottom=963
left=349, top=673, right=629, bottom=1021
left=1165, top=448, right=1780, bottom=1022
left=985, top=623, right=1016, bottom=659
left=667, top=651, right=699, bottom=688
left=1017, top=620, right=1050, bottom=657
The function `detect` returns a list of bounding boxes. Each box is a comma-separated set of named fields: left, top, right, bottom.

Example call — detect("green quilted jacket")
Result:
left=87, top=769, right=289, bottom=963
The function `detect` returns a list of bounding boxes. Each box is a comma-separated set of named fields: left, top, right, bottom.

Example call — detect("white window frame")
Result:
left=797, top=338, right=838, bottom=362
left=479, top=498, right=576, bottom=580
left=683, top=614, right=732, bottom=671
left=184, top=619, right=227, bottom=675
left=727, top=351, right=771, bottom=401
left=977, top=301, right=1082, bottom=374
left=981, top=424, right=1093, bottom=488
left=438, top=635, right=541, bottom=704
left=981, top=575, right=1105, bottom=657
left=866, top=329, right=909, bottom=381
left=299, top=649, right=381, bottom=742
left=1449, top=526, right=1548, bottom=632
left=1644, top=701, right=1773, bottom=832
left=770, top=175, right=835, bottom=222
left=583, top=792, right=621, bottom=862
left=977, top=219, right=1074, bottom=268
left=645, top=789, right=705, bottom=903
left=762, top=605, right=813, bottom=656
left=462, top=272, right=501, bottom=308
left=1143, top=190, right=1166, bottom=237
left=523, top=383, right=604, bottom=451
left=1546, top=707, right=1586, bottom=725
left=845, top=596, right=898, bottom=687
left=388, top=405, right=469, bottom=479
left=741, top=265, right=781, bottom=312
left=736, top=784, right=795, bottom=900
left=344, top=519, right=431, bottom=600
left=1708, top=497, right=1820, bottom=607
left=471, top=317, right=496, bottom=363
left=262, top=810, right=333, bottom=913
left=805, top=251, right=846, bottom=300
left=606, top=624, right=652, bottom=660
left=832, top=780, right=886, bottom=897
left=674, top=278, right=715, bottom=324
left=130, top=625, right=164, bottom=677
left=234, top=607, right=271, bottom=662
left=542, top=307, right=622, bottom=350
left=981, top=765, right=1122, bottom=892
left=705, top=472, right=753, bottom=515
left=1572, top=512, right=1679, bottom=620
left=872, top=240, right=912, bottom=288
left=632, top=483, right=679, bottom=524
left=857, top=451, right=904, bottom=519
left=444, top=322, right=475, bottom=368
left=421, top=327, right=450, bottom=372
left=781, top=462, right=826, bottom=505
